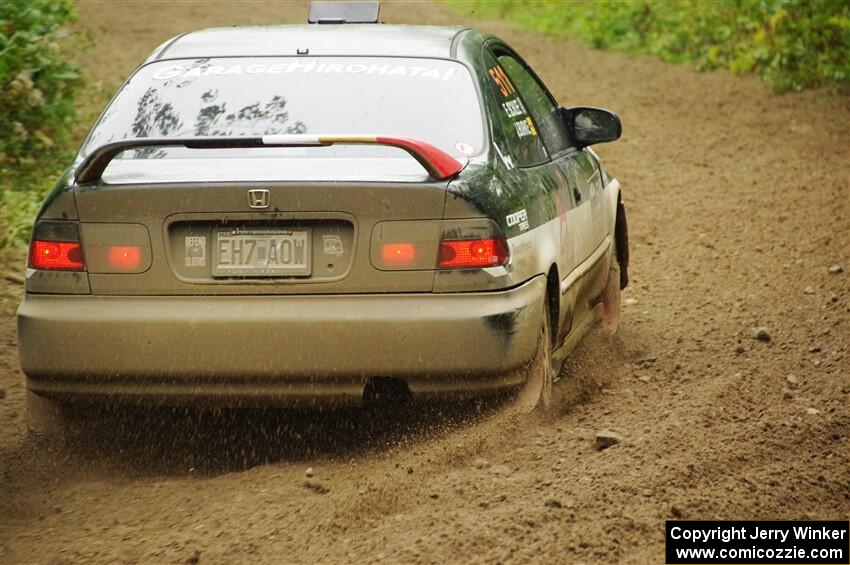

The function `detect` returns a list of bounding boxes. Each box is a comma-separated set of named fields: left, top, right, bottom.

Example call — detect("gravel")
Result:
left=753, top=327, right=772, bottom=342
left=595, top=430, right=623, bottom=450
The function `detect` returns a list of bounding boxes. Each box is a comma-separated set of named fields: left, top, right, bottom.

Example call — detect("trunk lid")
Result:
left=75, top=176, right=448, bottom=295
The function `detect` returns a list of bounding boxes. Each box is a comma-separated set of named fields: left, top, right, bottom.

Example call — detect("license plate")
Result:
left=213, top=228, right=311, bottom=277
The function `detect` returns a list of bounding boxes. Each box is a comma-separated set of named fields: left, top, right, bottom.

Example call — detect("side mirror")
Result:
left=560, top=106, right=622, bottom=148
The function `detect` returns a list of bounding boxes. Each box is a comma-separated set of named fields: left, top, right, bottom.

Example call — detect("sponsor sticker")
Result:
left=513, top=117, right=538, bottom=138
left=455, top=142, right=475, bottom=155
left=151, top=61, right=459, bottom=81
left=506, top=209, right=529, bottom=232
left=322, top=234, right=344, bottom=257
left=185, top=236, right=206, bottom=267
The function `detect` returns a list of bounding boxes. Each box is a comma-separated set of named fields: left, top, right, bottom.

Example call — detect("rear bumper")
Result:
left=18, top=276, right=545, bottom=405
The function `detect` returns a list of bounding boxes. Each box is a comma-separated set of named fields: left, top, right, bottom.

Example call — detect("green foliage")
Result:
left=1, top=0, right=80, bottom=250
left=0, top=189, right=44, bottom=250
left=446, top=0, right=850, bottom=92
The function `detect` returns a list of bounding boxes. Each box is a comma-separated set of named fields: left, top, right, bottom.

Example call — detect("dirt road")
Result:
left=1, top=1, right=848, bottom=563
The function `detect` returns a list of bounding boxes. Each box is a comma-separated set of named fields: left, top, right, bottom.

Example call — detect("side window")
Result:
left=564, top=150, right=602, bottom=205
left=482, top=51, right=548, bottom=168
left=497, top=54, right=571, bottom=156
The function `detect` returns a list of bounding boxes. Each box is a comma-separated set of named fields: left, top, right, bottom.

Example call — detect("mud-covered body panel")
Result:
left=19, top=276, right=546, bottom=405
left=72, top=180, right=450, bottom=294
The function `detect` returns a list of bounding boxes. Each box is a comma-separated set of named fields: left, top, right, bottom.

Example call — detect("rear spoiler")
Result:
left=74, top=135, right=465, bottom=184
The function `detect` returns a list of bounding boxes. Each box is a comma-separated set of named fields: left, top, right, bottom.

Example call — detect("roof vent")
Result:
left=308, top=2, right=380, bottom=24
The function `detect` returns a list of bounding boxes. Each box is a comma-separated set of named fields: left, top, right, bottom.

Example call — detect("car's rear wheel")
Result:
left=600, top=247, right=622, bottom=334
left=512, top=296, right=554, bottom=413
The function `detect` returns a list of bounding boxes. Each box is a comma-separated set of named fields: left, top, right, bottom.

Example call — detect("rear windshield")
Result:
left=83, top=57, right=485, bottom=161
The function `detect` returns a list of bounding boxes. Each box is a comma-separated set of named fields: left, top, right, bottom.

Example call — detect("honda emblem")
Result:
left=247, top=189, right=270, bottom=209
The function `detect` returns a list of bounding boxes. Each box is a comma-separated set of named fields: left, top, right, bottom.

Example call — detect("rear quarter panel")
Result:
left=440, top=37, right=574, bottom=299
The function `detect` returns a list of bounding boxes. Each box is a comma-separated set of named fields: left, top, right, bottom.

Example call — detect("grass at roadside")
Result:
left=444, top=0, right=850, bottom=93
left=0, top=0, right=102, bottom=260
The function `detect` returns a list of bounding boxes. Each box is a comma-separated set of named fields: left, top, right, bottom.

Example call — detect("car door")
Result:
left=481, top=44, right=578, bottom=344
left=491, top=46, right=611, bottom=334
left=561, top=148, right=607, bottom=265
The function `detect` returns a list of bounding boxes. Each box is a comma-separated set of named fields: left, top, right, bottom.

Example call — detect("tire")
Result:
left=512, top=295, right=554, bottom=413
left=600, top=247, right=622, bottom=334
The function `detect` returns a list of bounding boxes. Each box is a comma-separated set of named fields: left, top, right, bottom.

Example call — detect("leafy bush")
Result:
left=446, top=0, right=850, bottom=92
left=1, top=0, right=80, bottom=251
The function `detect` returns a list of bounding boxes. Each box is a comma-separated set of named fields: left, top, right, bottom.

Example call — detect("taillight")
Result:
left=438, top=238, right=508, bottom=269
left=381, top=243, right=416, bottom=267
left=370, top=219, right=508, bottom=272
left=29, top=240, right=85, bottom=271
left=79, top=223, right=151, bottom=274
left=108, top=245, right=142, bottom=270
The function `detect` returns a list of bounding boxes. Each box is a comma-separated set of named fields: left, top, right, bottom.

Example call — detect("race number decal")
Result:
left=488, top=65, right=515, bottom=97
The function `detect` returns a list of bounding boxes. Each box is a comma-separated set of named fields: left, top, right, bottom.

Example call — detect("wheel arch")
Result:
left=545, top=264, right=560, bottom=349
left=614, top=189, right=629, bottom=289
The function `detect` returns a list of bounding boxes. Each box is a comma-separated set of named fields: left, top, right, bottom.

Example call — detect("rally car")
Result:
left=18, top=2, right=628, bottom=429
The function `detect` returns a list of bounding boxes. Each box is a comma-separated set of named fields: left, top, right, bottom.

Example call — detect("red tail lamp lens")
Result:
left=438, top=238, right=508, bottom=269
left=382, top=243, right=416, bottom=266
left=108, top=246, right=142, bottom=270
left=29, top=240, right=85, bottom=271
